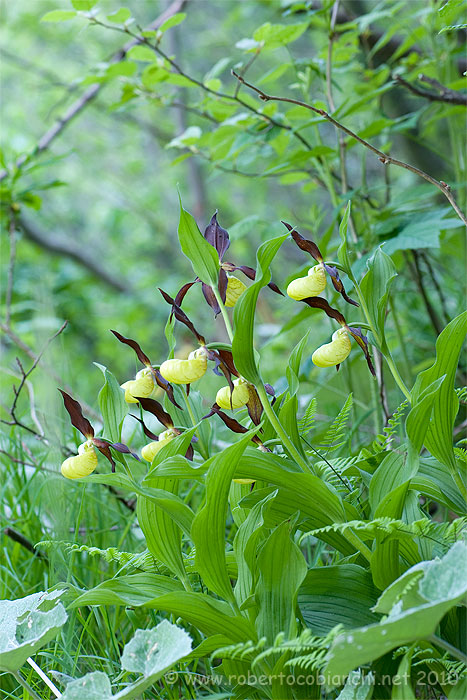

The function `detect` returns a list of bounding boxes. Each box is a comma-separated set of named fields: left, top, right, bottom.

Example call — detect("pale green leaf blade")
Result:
left=232, top=233, right=288, bottom=383
left=191, top=432, right=255, bottom=603
left=178, top=199, right=219, bottom=285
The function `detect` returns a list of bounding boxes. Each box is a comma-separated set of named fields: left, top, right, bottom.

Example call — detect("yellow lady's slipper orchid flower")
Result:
left=216, top=378, right=250, bottom=409
left=141, top=428, right=177, bottom=462
left=312, top=328, right=351, bottom=368
left=225, top=276, right=247, bottom=307
left=159, top=347, right=208, bottom=385
left=287, top=264, right=326, bottom=301
left=233, top=478, right=255, bottom=485
left=61, top=440, right=98, bottom=479
left=121, top=367, right=154, bottom=404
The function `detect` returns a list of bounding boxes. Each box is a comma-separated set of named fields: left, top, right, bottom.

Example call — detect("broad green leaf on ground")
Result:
left=61, top=620, right=192, bottom=700
left=298, top=565, right=380, bottom=635
left=191, top=432, right=255, bottom=604
left=178, top=199, right=219, bottom=285
left=95, top=363, right=127, bottom=442
left=0, top=590, right=67, bottom=672
left=232, top=233, right=288, bottom=383
left=255, top=518, right=307, bottom=643
left=325, top=542, right=467, bottom=681
left=336, top=669, right=375, bottom=700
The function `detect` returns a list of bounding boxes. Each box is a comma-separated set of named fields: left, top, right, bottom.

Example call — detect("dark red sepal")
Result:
left=134, top=396, right=174, bottom=429
left=282, top=221, right=323, bottom=262
left=59, top=390, right=94, bottom=438
left=347, top=326, right=376, bottom=376
left=204, top=211, right=230, bottom=260
left=159, top=288, right=206, bottom=344
left=110, top=330, right=151, bottom=366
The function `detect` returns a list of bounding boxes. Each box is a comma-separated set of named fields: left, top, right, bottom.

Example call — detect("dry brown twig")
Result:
left=232, top=71, right=467, bottom=227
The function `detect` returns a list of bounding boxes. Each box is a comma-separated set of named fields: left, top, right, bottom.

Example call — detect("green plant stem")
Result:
left=429, top=635, right=467, bottom=664
left=255, top=382, right=313, bottom=474
left=183, top=393, right=209, bottom=461
left=353, top=284, right=411, bottom=401
left=344, top=528, right=372, bottom=563
left=212, top=286, right=234, bottom=342
left=213, top=285, right=314, bottom=474
left=12, top=671, right=42, bottom=700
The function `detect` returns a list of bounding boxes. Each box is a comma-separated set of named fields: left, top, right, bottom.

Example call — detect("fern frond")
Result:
left=372, top=398, right=409, bottom=453
left=320, top=393, right=353, bottom=453
left=300, top=517, right=467, bottom=548
left=298, top=396, right=317, bottom=436
left=36, top=541, right=157, bottom=572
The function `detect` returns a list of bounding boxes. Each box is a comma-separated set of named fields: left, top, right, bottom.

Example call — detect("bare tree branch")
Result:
left=18, top=216, right=131, bottom=292
left=232, top=71, right=467, bottom=227
left=394, top=73, right=467, bottom=106
left=0, top=0, right=189, bottom=182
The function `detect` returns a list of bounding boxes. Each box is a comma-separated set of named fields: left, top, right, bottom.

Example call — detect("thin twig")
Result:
left=1, top=321, right=68, bottom=441
left=0, top=0, right=189, bottom=181
left=5, top=215, right=17, bottom=326
left=232, top=72, right=467, bottom=226
left=394, top=74, right=467, bottom=106
left=3, top=528, right=48, bottom=561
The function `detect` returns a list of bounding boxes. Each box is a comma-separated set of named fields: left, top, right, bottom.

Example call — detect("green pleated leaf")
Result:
left=337, top=201, right=353, bottom=277
left=191, top=432, right=255, bottom=604
left=325, top=541, right=467, bottom=683
left=233, top=490, right=277, bottom=608
left=139, top=428, right=198, bottom=581
left=70, top=573, right=183, bottom=607
left=178, top=198, right=219, bottom=285
left=142, top=591, right=256, bottom=642
left=411, top=311, right=467, bottom=477
left=369, top=452, right=412, bottom=589
left=232, top=233, right=288, bottom=383
left=0, top=590, right=67, bottom=672
left=95, top=363, right=128, bottom=442
left=286, top=330, right=310, bottom=397
left=405, top=375, right=445, bottom=470
left=360, top=247, right=397, bottom=341
left=255, top=518, right=307, bottom=643
left=278, top=394, right=307, bottom=459
left=298, top=564, right=379, bottom=635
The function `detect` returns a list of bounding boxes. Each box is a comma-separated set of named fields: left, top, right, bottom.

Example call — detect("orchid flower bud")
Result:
left=225, top=275, right=247, bottom=307
left=121, top=367, right=154, bottom=404
left=216, top=378, right=250, bottom=409
left=312, top=328, right=351, bottom=368
left=159, top=347, right=208, bottom=385
left=233, top=478, right=256, bottom=485
left=286, top=264, right=326, bottom=301
left=61, top=440, right=98, bottom=479
left=141, top=428, right=177, bottom=462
